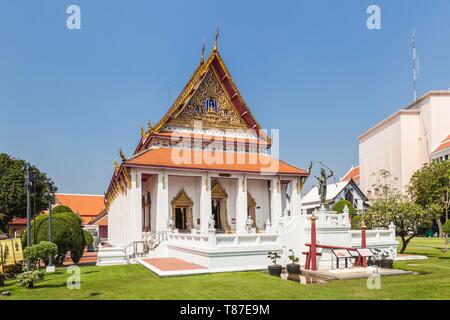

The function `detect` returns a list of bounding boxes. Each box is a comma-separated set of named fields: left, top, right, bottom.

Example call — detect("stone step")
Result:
left=96, top=246, right=129, bottom=266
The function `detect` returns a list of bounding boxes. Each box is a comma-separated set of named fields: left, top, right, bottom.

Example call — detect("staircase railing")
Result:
left=124, top=240, right=146, bottom=259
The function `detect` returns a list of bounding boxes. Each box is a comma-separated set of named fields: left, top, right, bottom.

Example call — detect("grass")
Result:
left=1, top=237, right=449, bottom=300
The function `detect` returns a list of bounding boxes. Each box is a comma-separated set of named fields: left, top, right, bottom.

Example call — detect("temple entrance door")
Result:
left=247, top=192, right=258, bottom=232
left=211, top=199, right=222, bottom=231
left=175, top=207, right=188, bottom=230
left=211, top=181, right=230, bottom=233
left=171, top=190, right=194, bottom=233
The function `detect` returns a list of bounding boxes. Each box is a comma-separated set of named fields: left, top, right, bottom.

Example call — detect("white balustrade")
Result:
left=166, top=232, right=280, bottom=248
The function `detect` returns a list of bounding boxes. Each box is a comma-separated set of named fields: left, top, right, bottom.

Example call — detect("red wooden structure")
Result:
left=302, top=215, right=369, bottom=270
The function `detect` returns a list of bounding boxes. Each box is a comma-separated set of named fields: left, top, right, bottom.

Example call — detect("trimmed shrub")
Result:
left=22, top=211, right=86, bottom=265
left=17, top=271, right=45, bottom=289
left=51, top=205, right=73, bottom=214
left=332, top=199, right=356, bottom=215
left=23, top=241, right=58, bottom=269
left=83, top=230, right=93, bottom=246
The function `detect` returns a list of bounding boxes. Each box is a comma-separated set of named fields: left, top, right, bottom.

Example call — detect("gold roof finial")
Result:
left=119, top=148, right=126, bottom=162
left=213, top=24, right=219, bottom=52
left=148, top=120, right=152, bottom=131
left=200, top=37, right=205, bottom=64
left=140, top=126, right=145, bottom=138
left=114, top=160, right=120, bottom=173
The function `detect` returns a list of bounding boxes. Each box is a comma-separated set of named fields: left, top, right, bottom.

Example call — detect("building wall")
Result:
left=214, top=178, right=237, bottom=231
left=168, top=175, right=201, bottom=230
left=359, top=93, right=450, bottom=195
left=247, top=179, right=270, bottom=229
left=359, top=113, right=404, bottom=194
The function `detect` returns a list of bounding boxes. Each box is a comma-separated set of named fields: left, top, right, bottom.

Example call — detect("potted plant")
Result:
left=373, top=249, right=394, bottom=269
left=267, top=251, right=282, bottom=277
left=286, top=249, right=301, bottom=275
left=0, top=273, right=5, bottom=287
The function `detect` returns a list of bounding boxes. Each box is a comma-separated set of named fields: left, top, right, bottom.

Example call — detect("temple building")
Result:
left=105, top=43, right=309, bottom=248
left=100, top=41, right=398, bottom=273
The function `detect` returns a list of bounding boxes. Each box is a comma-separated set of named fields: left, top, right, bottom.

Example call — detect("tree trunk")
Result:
left=400, top=236, right=412, bottom=254
left=436, top=216, right=443, bottom=238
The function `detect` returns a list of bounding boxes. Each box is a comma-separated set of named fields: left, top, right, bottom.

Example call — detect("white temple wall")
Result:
left=247, top=179, right=270, bottom=229
left=108, top=189, right=128, bottom=247
left=168, top=175, right=201, bottom=230
left=215, top=178, right=237, bottom=231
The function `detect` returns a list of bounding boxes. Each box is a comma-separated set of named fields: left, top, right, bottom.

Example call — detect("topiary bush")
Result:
left=51, top=205, right=73, bottom=214
left=332, top=199, right=357, bottom=215
left=22, top=211, right=86, bottom=265
left=83, top=230, right=93, bottom=246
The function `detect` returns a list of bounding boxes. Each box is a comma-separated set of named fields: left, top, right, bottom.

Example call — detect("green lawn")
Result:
left=1, top=237, right=449, bottom=300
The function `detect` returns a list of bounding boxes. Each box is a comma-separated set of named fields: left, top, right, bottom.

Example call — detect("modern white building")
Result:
left=358, top=91, right=450, bottom=196
left=100, top=45, right=398, bottom=273
left=300, top=179, right=367, bottom=213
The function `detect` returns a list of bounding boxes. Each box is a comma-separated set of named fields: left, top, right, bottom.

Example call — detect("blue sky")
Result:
left=1, top=0, right=450, bottom=194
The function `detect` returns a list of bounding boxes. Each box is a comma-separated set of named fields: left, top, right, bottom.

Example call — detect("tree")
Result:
left=366, top=194, right=433, bottom=253
left=367, top=169, right=399, bottom=200
left=408, top=161, right=450, bottom=237
left=0, top=153, right=56, bottom=230
left=332, top=199, right=356, bottom=215
left=443, top=220, right=450, bottom=253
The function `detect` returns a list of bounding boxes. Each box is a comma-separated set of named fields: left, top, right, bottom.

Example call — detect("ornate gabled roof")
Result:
left=341, top=166, right=360, bottom=183
left=134, top=49, right=270, bottom=154
left=431, top=133, right=450, bottom=155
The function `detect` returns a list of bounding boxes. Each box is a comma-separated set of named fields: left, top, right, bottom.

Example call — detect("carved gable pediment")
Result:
left=171, top=190, right=193, bottom=207
left=167, top=69, right=247, bottom=130
left=211, top=180, right=228, bottom=199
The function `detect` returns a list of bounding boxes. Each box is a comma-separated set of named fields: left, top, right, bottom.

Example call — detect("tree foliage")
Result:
left=332, top=199, right=356, bottom=215
left=51, top=205, right=73, bottom=214
left=0, top=153, right=56, bottom=230
left=23, top=241, right=58, bottom=269
left=366, top=194, right=433, bottom=253
left=22, top=211, right=86, bottom=265
left=408, top=160, right=450, bottom=237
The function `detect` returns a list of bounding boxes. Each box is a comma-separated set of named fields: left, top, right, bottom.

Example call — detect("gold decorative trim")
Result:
left=171, top=189, right=194, bottom=230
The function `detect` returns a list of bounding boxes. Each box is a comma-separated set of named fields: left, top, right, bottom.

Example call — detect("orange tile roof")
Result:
left=125, top=148, right=308, bottom=175
left=9, top=218, right=27, bottom=226
left=342, top=166, right=360, bottom=182
left=431, top=134, right=450, bottom=154
left=94, top=215, right=108, bottom=226
left=55, top=194, right=106, bottom=219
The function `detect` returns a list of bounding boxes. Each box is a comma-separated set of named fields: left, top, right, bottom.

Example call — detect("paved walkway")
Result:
left=142, top=258, right=206, bottom=271
left=64, top=251, right=98, bottom=266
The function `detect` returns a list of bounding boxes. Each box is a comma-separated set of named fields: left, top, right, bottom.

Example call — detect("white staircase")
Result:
left=96, top=246, right=129, bottom=266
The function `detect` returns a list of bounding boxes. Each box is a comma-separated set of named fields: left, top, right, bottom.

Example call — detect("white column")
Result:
left=235, top=175, right=248, bottom=234
left=155, top=171, right=169, bottom=232
left=270, top=177, right=282, bottom=226
left=289, top=179, right=302, bottom=216
left=199, top=173, right=212, bottom=233
left=128, top=169, right=143, bottom=243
